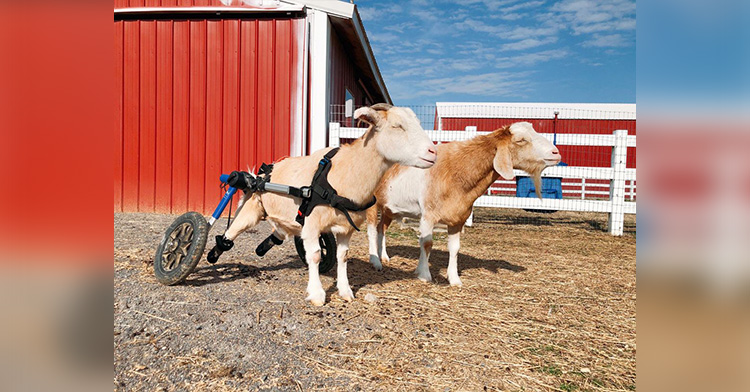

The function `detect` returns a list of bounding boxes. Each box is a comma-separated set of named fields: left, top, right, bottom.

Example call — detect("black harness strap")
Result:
left=295, top=148, right=376, bottom=231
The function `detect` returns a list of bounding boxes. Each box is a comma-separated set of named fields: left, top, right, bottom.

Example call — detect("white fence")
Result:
left=329, top=123, right=636, bottom=236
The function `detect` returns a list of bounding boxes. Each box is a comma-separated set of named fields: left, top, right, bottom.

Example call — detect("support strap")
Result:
left=295, top=148, right=376, bottom=231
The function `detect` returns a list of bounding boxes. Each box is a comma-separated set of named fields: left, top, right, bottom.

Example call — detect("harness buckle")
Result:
left=300, top=186, right=311, bottom=198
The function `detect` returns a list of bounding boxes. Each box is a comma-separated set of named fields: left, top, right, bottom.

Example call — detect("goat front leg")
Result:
left=446, top=225, right=463, bottom=287
left=223, top=196, right=264, bottom=241
left=377, top=213, right=393, bottom=268
left=415, top=218, right=434, bottom=282
left=335, top=232, right=354, bottom=302
left=301, top=225, right=325, bottom=306
left=208, top=195, right=264, bottom=263
left=366, top=207, right=383, bottom=271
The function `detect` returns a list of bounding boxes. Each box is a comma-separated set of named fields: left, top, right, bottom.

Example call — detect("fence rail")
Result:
left=329, top=123, right=636, bottom=236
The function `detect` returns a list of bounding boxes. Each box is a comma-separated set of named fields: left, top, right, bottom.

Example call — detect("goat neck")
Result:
left=326, top=132, right=390, bottom=205
left=445, top=131, right=506, bottom=200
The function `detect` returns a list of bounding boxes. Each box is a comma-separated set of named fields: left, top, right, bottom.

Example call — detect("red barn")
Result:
left=435, top=102, right=636, bottom=169
left=114, top=0, right=390, bottom=214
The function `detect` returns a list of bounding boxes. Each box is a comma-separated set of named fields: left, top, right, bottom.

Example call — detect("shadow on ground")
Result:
left=478, top=211, right=637, bottom=235
left=184, top=256, right=303, bottom=287
left=344, top=245, right=526, bottom=292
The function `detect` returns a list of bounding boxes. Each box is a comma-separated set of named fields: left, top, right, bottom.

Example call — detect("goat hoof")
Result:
left=338, top=288, right=354, bottom=302
left=305, top=290, right=326, bottom=306
left=369, top=255, right=383, bottom=271
left=417, top=274, right=432, bottom=283
left=450, top=280, right=463, bottom=287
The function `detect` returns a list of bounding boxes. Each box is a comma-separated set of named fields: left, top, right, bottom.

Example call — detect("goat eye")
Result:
left=515, top=139, right=528, bottom=145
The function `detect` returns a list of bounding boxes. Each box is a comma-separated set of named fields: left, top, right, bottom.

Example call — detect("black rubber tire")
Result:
left=294, top=233, right=337, bottom=274
left=153, top=212, right=209, bottom=285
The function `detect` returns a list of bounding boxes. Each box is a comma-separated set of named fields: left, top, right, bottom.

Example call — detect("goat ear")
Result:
left=354, top=107, right=380, bottom=127
left=493, top=145, right=514, bottom=180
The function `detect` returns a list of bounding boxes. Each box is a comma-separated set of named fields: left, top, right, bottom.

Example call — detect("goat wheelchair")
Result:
left=153, top=170, right=337, bottom=286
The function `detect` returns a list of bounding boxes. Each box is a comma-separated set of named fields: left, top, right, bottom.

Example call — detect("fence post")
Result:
left=608, top=129, right=628, bottom=235
left=581, top=178, right=586, bottom=200
left=328, top=122, right=340, bottom=147
left=462, top=126, right=477, bottom=226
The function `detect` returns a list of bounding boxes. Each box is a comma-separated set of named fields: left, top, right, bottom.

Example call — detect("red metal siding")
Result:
left=329, top=28, right=368, bottom=127
left=115, top=21, right=124, bottom=212
left=442, top=117, right=637, bottom=169
left=115, top=17, right=303, bottom=214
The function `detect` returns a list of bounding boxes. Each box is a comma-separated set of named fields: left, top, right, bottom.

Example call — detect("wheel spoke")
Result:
left=179, top=224, right=194, bottom=242
left=177, top=241, right=191, bottom=256
left=164, top=252, right=178, bottom=270
left=160, top=222, right=195, bottom=272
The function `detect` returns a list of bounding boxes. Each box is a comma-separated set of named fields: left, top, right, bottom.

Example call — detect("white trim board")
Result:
left=114, top=6, right=304, bottom=14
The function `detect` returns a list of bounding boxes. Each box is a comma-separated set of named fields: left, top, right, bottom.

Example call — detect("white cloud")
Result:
left=369, top=32, right=400, bottom=43
left=410, top=8, right=441, bottom=23
left=500, top=1, right=546, bottom=14
left=499, top=48, right=570, bottom=67
left=495, top=13, right=524, bottom=21
left=359, top=4, right=403, bottom=22
left=358, top=6, right=382, bottom=22
left=550, top=0, right=636, bottom=35
left=501, top=36, right=558, bottom=51
left=503, top=25, right=559, bottom=40
left=455, top=18, right=559, bottom=40
left=582, top=33, right=629, bottom=47
left=397, top=71, right=532, bottom=99
left=383, top=21, right=418, bottom=34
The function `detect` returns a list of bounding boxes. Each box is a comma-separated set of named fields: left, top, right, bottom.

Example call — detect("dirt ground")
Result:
left=114, top=209, right=636, bottom=392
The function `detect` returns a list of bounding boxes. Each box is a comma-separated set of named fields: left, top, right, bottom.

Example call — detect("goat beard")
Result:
left=530, top=167, right=543, bottom=199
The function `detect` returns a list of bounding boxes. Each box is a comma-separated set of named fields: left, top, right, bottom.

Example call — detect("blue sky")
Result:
left=356, top=0, right=636, bottom=105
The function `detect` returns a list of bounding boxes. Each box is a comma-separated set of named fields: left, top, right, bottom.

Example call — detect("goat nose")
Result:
left=427, top=147, right=437, bottom=156
left=551, top=148, right=560, bottom=155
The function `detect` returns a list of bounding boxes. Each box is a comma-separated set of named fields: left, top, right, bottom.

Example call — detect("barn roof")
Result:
left=288, top=1, right=391, bottom=104
left=436, top=102, right=636, bottom=120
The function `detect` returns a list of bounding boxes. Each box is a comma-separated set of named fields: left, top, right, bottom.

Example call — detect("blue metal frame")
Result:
left=210, top=174, right=237, bottom=224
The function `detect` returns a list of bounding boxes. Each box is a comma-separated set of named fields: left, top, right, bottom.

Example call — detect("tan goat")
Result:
left=366, top=122, right=561, bottom=286
left=223, top=105, right=437, bottom=305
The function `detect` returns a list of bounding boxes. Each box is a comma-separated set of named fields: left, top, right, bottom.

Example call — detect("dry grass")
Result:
left=306, top=208, right=636, bottom=391
left=115, top=209, right=635, bottom=391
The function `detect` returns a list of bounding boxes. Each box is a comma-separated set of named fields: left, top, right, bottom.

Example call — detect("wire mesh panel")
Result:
left=329, top=103, right=636, bottom=235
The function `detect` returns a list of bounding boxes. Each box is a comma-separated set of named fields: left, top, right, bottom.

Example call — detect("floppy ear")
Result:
left=354, top=106, right=380, bottom=127
left=493, top=145, right=514, bottom=180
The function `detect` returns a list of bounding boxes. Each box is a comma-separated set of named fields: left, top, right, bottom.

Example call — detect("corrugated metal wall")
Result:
left=328, top=28, right=367, bottom=127
left=115, top=16, right=303, bottom=214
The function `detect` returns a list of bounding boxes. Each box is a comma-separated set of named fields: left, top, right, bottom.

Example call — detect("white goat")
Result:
left=223, top=105, right=437, bottom=305
left=366, top=122, right=561, bottom=286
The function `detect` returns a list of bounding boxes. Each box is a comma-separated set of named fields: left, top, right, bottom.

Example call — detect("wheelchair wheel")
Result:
left=294, top=233, right=337, bottom=274
left=153, top=212, right=209, bottom=285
